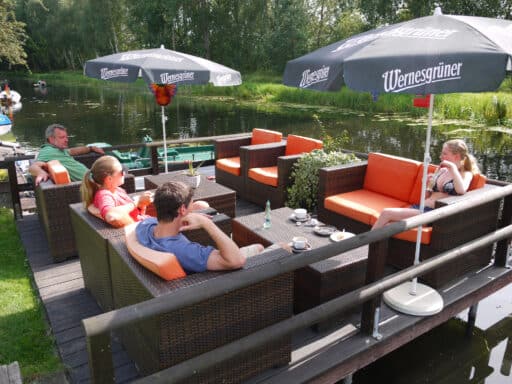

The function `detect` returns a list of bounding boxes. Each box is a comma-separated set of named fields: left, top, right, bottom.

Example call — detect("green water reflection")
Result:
left=6, top=77, right=512, bottom=182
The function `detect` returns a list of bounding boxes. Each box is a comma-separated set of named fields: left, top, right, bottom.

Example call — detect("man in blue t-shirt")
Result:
left=29, top=123, right=105, bottom=186
left=136, top=181, right=247, bottom=273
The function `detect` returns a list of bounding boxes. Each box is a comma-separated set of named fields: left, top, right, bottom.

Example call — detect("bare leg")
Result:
left=372, top=207, right=421, bottom=230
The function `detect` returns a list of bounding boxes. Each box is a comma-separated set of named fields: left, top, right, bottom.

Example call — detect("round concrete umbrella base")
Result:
left=383, top=281, right=443, bottom=316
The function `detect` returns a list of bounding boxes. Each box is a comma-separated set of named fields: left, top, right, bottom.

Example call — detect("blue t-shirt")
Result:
left=135, top=217, right=214, bottom=273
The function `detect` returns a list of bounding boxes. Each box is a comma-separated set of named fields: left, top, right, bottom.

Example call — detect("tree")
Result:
left=0, top=0, right=28, bottom=68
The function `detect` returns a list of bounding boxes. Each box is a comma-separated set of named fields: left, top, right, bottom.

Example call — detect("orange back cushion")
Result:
left=468, top=173, right=486, bottom=191
left=47, top=160, right=71, bottom=185
left=363, top=153, right=421, bottom=202
left=124, top=223, right=186, bottom=281
left=285, top=135, right=323, bottom=156
left=408, top=164, right=439, bottom=204
left=251, top=128, right=283, bottom=145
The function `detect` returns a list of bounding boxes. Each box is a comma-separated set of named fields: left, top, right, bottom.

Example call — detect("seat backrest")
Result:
left=468, top=173, right=487, bottom=191
left=363, top=152, right=421, bottom=202
left=284, top=134, right=323, bottom=156
left=250, top=128, right=283, bottom=145
left=47, top=159, right=71, bottom=185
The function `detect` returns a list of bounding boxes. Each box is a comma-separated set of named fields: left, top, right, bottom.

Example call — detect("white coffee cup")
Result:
left=292, top=236, right=308, bottom=250
left=294, top=208, right=307, bottom=220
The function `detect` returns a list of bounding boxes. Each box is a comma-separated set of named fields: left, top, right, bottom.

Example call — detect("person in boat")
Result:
left=29, top=123, right=105, bottom=186
left=81, top=156, right=210, bottom=228
left=371, top=139, right=480, bottom=230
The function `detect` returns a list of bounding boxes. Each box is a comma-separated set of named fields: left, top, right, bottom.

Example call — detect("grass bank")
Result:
left=0, top=207, right=63, bottom=382
left=10, top=70, right=512, bottom=127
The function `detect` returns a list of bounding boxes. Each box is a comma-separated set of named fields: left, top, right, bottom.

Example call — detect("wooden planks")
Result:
left=0, top=362, right=22, bottom=384
left=16, top=214, right=139, bottom=384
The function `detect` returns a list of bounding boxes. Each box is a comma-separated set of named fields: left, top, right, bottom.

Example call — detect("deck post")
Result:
left=495, top=193, right=512, bottom=267
left=6, top=159, right=22, bottom=219
left=466, top=303, right=479, bottom=337
left=85, top=330, right=114, bottom=384
left=361, top=239, right=388, bottom=335
left=150, top=146, right=159, bottom=174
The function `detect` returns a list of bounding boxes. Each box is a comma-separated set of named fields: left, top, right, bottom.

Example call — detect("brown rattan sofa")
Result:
left=243, top=134, right=323, bottom=208
left=317, top=153, right=502, bottom=287
left=214, top=128, right=283, bottom=197
left=108, top=237, right=293, bottom=382
left=70, top=202, right=230, bottom=311
left=34, top=153, right=136, bottom=262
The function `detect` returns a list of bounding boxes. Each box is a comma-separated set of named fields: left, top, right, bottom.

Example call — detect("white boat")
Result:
left=0, top=88, right=22, bottom=114
left=0, top=114, right=12, bottom=135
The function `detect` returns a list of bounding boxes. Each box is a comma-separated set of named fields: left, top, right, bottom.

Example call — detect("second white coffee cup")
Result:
left=292, top=236, right=308, bottom=249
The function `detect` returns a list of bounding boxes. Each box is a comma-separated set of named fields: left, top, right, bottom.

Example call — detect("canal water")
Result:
left=4, top=77, right=512, bottom=383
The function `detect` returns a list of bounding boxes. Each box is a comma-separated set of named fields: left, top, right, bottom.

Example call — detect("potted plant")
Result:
left=184, top=160, right=204, bottom=188
left=286, top=128, right=361, bottom=212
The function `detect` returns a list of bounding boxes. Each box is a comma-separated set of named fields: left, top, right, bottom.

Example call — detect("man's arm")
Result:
left=67, top=145, right=105, bottom=156
left=29, top=161, right=49, bottom=186
left=180, top=213, right=246, bottom=270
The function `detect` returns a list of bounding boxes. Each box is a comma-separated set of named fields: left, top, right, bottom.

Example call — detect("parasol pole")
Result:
left=382, top=93, right=443, bottom=316
left=161, top=106, right=169, bottom=173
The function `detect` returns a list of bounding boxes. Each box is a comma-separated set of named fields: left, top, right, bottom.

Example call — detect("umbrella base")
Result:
left=383, top=281, right=443, bottom=316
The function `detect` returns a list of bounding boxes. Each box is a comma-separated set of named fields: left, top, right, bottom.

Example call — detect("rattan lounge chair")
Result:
left=108, top=237, right=293, bottom=382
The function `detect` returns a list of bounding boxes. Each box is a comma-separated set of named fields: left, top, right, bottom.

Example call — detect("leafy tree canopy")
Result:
left=0, top=0, right=28, bottom=68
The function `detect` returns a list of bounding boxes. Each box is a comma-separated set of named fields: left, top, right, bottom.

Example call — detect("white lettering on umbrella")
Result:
left=215, top=74, right=233, bottom=84
left=299, top=67, right=330, bottom=88
left=332, top=27, right=458, bottom=53
left=382, top=62, right=463, bottom=92
left=100, top=67, right=129, bottom=80
left=120, top=53, right=183, bottom=63
left=160, top=72, right=195, bottom=84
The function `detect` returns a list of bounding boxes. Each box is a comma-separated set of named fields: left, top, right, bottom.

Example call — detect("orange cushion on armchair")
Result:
left=251, top=128, right=283, bottom=145
left=248, top=166, right=278, bottom=187
left=216, top=157, right=242, bottom=176
left=284, top=134, right=323, bottom=156
left=46, top=160, right=71, bottom=185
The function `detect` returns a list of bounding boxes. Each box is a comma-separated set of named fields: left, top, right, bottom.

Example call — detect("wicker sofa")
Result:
left=34, top=153, right=136, bottom=262
left=70, top=201, right=230, bottom=311
left=243, top=134, right=323, bottom=208
left=108, top=237, right=293, bottom=382
left=317, top=152, right=500, bottom=287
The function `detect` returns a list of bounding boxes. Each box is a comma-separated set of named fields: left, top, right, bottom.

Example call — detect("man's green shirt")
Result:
left=36, top=144, right=88, bottom=182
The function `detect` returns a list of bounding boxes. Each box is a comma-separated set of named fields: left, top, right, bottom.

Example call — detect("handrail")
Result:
left=82, top=183, right=512, bottom=383
left=136, top=225, right=512, bottom=384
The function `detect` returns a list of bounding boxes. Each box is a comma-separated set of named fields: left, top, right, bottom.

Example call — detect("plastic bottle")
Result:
left=263, top=200, right=271, bottom=229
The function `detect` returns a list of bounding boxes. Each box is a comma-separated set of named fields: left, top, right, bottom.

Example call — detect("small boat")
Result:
left=0, top=114, right=12, bottom=135
left=33, top=80, right=47, bottom=87
left=0, top=86, right=22, bottom=114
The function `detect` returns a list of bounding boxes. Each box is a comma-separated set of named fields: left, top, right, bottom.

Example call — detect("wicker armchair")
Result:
left=70, top=202, right=230, bottom=311
left=243, top=134, right=323, bottom=208
left=108, top=236, right=293, bottom=382
left=214, top=128, right=283, bottom=197
left=34, top=155, right=136, bottom=262
left=317, top=160, right=502, bottom=287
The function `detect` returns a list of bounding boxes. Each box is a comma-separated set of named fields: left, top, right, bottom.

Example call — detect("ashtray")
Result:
left=313, top=225, right=337, bottom=236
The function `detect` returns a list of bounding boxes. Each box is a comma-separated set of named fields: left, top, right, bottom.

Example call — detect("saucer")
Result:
left=289, top=213, right=311, bottom=223
left=314, top=225, right=337, bottom=236
left=288, top=242, right=312, bottom=253
left=330, top=231, right=355, bottom=242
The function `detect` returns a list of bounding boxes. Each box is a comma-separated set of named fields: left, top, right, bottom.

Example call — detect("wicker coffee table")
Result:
left=144, top=172, right=236, bottom=217
left=232, top=207, right=368, bottom=328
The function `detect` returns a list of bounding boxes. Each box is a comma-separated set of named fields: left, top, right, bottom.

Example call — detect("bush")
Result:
left=286, top=149, right=360, bottom=212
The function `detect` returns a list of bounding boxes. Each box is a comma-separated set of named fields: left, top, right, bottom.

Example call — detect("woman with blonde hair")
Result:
left=372, top=139, right=480, bottom=230
left=81, top=156, right=152, bottom=227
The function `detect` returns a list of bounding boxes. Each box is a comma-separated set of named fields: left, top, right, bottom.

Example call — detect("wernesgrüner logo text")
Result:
left=100, top=67, right=129, bottom=80
left=160, top=72, right=195, bottom=84
left=299, top=66, right=330, bottom=88
left=382, top=62, right=462, bottom=92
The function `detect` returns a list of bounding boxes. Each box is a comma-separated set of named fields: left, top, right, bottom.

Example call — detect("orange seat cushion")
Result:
left=324, top=190, right=409, bottom=226
left=216, top=157, right=241, bottom=176
left=251, top=128, right=283, bottom=145
left=46, top=160, right=71, bottom=185
left=124, top=223, right=186, bottom=281
left=363, top=153, right=421, bottom=202
left=248, top=166, right=278, bottom=187
left=285, top=134, right=323, bottom=156
left=392, top=226, right=432, bottom=245
left=468, top=173, right=486, bottom=191
left=408, top=164, right=438, bottom=204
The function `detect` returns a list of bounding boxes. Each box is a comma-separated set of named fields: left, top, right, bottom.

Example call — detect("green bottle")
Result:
left=263, top=200, right=271, bottom=229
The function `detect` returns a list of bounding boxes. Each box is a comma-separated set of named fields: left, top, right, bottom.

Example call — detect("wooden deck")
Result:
left=13, top=168, right=512, bottom=383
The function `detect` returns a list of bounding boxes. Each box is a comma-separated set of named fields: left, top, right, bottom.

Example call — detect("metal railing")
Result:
left=82, top=183, right=512, bottom=383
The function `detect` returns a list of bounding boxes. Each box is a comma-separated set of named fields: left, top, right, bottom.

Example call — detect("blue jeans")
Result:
left=411, top=204, right=434, bottom=212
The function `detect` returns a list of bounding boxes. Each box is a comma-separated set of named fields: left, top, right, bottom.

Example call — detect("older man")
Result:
left=29, top=123, right=104, bottom=186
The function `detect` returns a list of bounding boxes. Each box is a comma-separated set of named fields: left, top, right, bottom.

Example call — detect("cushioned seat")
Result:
left=244, top=134, right=323, bottom=207
left=215, top=128, right=283, bottom=195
